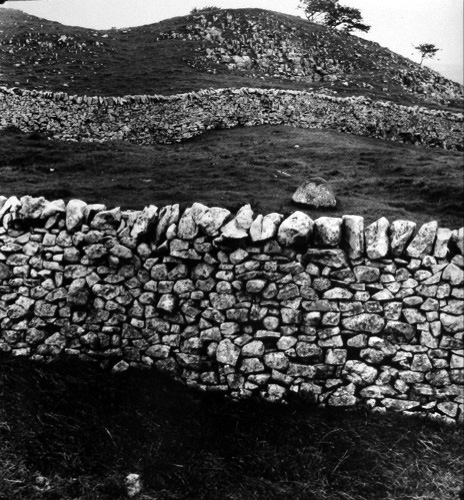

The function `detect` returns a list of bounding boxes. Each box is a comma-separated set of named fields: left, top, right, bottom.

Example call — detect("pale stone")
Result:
left=216, top=339, right=240, bottom=366
left=264, top=352, right=289, bottom=370
left=442, top=263, right=464, bottom=286
left=131, top=205, right=158, bottom=239
left=250, top=213, right=283, bottom=242
left=440, top=313, right=464, bottom=333
left=328, top=384, right=356, bottom=406
left=19, top=196, right=64, bottom=219
left=434, top=228, right=452, bottom=258
left=292, top=177, right=336, bottom=207
left=277, top=211, right=313, bottom=247
left=365, top=217, right=389, bottom=259
left=341, top=313, right=384, bottom=334
left=313, top=217, right=342, bottom=247
left=343, top=360, right=378, bottom=385
left=0, top=195, right=21, bottom=220
left=406, top=221, right=438, bottom=258
left=342, top=215, right=364, bottom=260
left=390, top=220, right=416, bottom=256
left=241, top=340, right=265, bottom=357
left=354, top=265, right=380, bottom=283
left=155, top=204, right=180, bottom=243
left=198, top=207, right=230, bottom=236
left=221, top=204, right=253, bottom=239
left=91, top=207, right=121, bottom=231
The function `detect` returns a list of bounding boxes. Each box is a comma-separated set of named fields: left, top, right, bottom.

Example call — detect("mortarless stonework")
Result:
left=0, top=86, right=463, bottom=150
left=0, top=195, right=463, bottom=423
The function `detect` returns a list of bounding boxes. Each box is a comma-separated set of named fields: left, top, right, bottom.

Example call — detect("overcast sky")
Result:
left=1, top=0, right=462, bottom=83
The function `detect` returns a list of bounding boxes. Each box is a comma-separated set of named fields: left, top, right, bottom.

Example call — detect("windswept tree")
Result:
left=415, top=43, right=440, bottom=66
left=300, top=0, right=370, bottom=33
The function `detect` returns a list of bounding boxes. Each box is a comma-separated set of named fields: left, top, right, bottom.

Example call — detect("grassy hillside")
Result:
left=0, top=7, right=462, bottom=110
left=0, top=356, right=463, bottom=500
left=1, top=125, right=463, bottom=228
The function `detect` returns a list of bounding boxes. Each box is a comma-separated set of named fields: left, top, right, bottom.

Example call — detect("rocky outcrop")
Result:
left=0, top=86, right=462, bottom=150
left=0, top=195, right=463, bottom=424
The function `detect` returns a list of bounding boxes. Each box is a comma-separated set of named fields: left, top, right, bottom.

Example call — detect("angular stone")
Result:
left=264, top=352, right=289, bottom=370
left=354, top=265, right=380, bottom=283
left=325, top=348, right=347, bottom=365
left=390, top=220, right=416, bottom=257
left=155, top=204, right=179, bottom=243
left=0, top=195, right=20, bottom=220
left=241, top=340, right=265, bottom=357
left=66, top=199, right=87, bottom=232
left=406, top=221, right=438, bottom=259
left=221, top=204, right=253, bottom=239
left=328, top=384, right=356, bottom=406
left=19, top=196, right=64, bottom=219
left=313, top=217, right=342, bottom=247
left=91, top=207, right=121, bottom=231
left=382, top=398, right=420, bottom=411
left=442, top=263, right=464, bottom=286
left=384, top=321, right=415, bottom=341
left=277, top=211, right=313, bottom=247
left=131, top=205, right=158, bottom=239
left=295, top=342, right=322, bottom=361
left=341, top=313, right=384, bottom=334
left=292, top=177, right=336, bottom=207
left=451, top=227, right=464, bottom=254
left=342, top=215, right=364, bottom=260
left=434, top=228, right=452, bottom=259
left=343, top=360, right=378, bottom=385
left=216, top=339, right=240, bottom=366
left=402, top=309, right=426, bottom=324
left=365, top=217, right=389, bottom=259
left=250, top=213, right=283, bottom=242
left=67, top=278, right=89, bottom=305
left=440, top=313, right=464, bottom=334
left=157, top=294, right=176, bottom=313
left=240, top=357, right=265, bottom=374
left=198, top=207, right=231, bottom=236
left=323, top=287, right=353, bottom=300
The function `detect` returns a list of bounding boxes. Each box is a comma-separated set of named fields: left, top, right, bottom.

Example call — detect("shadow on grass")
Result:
left=0, top=356, right=462, bottom=500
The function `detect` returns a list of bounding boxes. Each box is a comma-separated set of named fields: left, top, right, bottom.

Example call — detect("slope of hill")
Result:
left=0, top=7, right=462, bottom=110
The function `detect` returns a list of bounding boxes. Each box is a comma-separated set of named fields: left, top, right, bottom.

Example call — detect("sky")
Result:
left=1, top=0, right=462, bottom=83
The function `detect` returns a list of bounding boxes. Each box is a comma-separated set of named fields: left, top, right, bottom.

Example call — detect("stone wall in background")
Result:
left=1, top=195, right=463, bottom=423
left=1, top=86, right=462, bottom=150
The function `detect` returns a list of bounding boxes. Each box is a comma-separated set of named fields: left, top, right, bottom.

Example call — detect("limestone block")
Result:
left=221, top=204, right=254, bottom=239
left=250, top=213, right=283, bottom=242
left=131, top=205, right=158, bottom=239
left=342, top=360, right=378, bottom=385
left=341, top=313, right=385, bottom=334
left=91, top=207, right=121, bottom=231
left=198, top=207, right=231, bottom=236
left=156, top=204, right=180, bottom=243
left=277, top=211, right=313, bottom=247
left=342, top=215, right=364, bottom=260
left=0, top=195, right=21, bottom=220
left=365, top=217, right=390, bottom=259
left=406, top=221, right=438, bottom=259
left=390, top=220, right=416, bottom=256
left=66, top=199, right=88, bottom=232
left=313, top=217, right=342, bottom=247
left=434, top=227, right=452, bottom=258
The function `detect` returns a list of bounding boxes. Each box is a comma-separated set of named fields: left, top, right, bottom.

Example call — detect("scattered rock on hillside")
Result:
left=292, top=177, right=336, bottom=208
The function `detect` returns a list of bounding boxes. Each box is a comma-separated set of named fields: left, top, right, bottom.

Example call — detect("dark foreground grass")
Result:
left=0, top=356, right=463, bottom=500
left=1, top=125, right=463, bottom=228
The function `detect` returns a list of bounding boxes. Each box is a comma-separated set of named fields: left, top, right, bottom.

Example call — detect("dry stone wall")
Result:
left=1, top=86, right=463, bottom=150
left=1, top=195, right=463, bottom=423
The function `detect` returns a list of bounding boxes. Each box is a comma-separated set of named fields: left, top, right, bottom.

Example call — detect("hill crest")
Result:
left=0, top=7, right=462, bottom=109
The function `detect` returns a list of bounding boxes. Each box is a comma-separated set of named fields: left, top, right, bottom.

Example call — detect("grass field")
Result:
left=0, top=356, right=463, bottom=500
left=1, top=125, right=463, bottom=228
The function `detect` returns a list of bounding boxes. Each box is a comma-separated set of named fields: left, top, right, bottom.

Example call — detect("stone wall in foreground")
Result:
left=0, top=195, right=463, bottom=423
left=1, top=86, right=463, bottom=150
